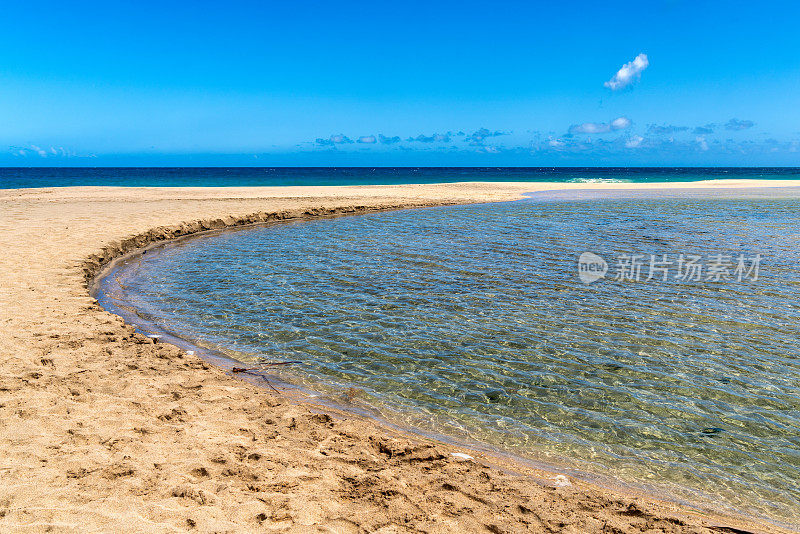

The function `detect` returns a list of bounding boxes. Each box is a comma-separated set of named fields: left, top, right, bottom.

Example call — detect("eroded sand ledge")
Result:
left=1, top=181, right=797, bottom=533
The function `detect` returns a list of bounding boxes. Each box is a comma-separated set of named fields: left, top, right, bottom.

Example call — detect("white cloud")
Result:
left=11, top=145, right=73, bottom=158
left=625, top=135, right=644, bottom=148
left=611, top=117, right=632, bottom=130
left=695, top=136, right=709, bottom=151
left=569, top=116, right=632, bottom=134
left=604, top=53, right=649, bottom=90
left=357, top=135, right=376, bottom=144
left=569, top=123, right=607, bottom=134
left=30, top=145, right=48, bottom=157
left=316, top=134, right=354, bottom=145
left=330, top=134, right=353, bottom=144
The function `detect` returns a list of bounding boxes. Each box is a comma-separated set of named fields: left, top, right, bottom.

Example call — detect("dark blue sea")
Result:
left=1, top=167, right=800, bottom=188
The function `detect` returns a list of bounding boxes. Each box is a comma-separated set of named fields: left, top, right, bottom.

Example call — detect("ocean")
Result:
left=97, top=190, right=800, bottom=526
left=1, top=166, right=800, bottom=188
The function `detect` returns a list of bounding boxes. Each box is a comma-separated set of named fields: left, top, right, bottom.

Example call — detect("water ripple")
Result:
left=102, top=197, right=800, bottom=525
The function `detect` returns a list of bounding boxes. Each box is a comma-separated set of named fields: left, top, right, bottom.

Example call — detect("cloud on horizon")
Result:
left=316, top=130, right=509, bottom=148
left=645, top=123, right=727, bottom=136
left=647, top=124, right=689, bottom=135
left=316, top=134, right=354, bottom=146
left=466, top=128, right=506, bottom=145
left=527, top=131, right=797, bottom=159
left=307, top=115, right=784, bottom=161
left=604, top=53, right=649, bottom=90
left=625, top=135, right=645, bottom=148
left=406, top=133, right=451, bottom=143
left=725, top=118, right=755, bottom=131
left=11, top=145, right=77, bottom=158
left=568, top=116, right=631, bottom=135
left=379, top=134, right=401, bottom=144
left=693, top=124, right=715, bottom=134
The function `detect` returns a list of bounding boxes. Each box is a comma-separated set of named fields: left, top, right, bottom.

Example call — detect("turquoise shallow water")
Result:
left=100, top=194, right=800, bottom=525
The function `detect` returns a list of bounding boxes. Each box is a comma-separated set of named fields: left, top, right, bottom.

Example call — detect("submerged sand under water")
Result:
left=99, top=192, right=800, bottom=525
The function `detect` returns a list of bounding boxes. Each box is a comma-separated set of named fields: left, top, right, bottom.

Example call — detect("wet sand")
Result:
left=0, top=181, right=797, bottom=533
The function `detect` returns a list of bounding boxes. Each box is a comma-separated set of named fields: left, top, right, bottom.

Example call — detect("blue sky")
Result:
left=1, top=0, right=799, bottom=166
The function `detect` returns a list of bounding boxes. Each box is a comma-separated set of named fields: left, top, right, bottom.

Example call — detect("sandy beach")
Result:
left=1, top=180, right=798, bottom=533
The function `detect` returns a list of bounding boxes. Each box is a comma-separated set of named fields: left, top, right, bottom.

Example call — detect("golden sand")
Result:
left=0, top=181, right=795, bottom=533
